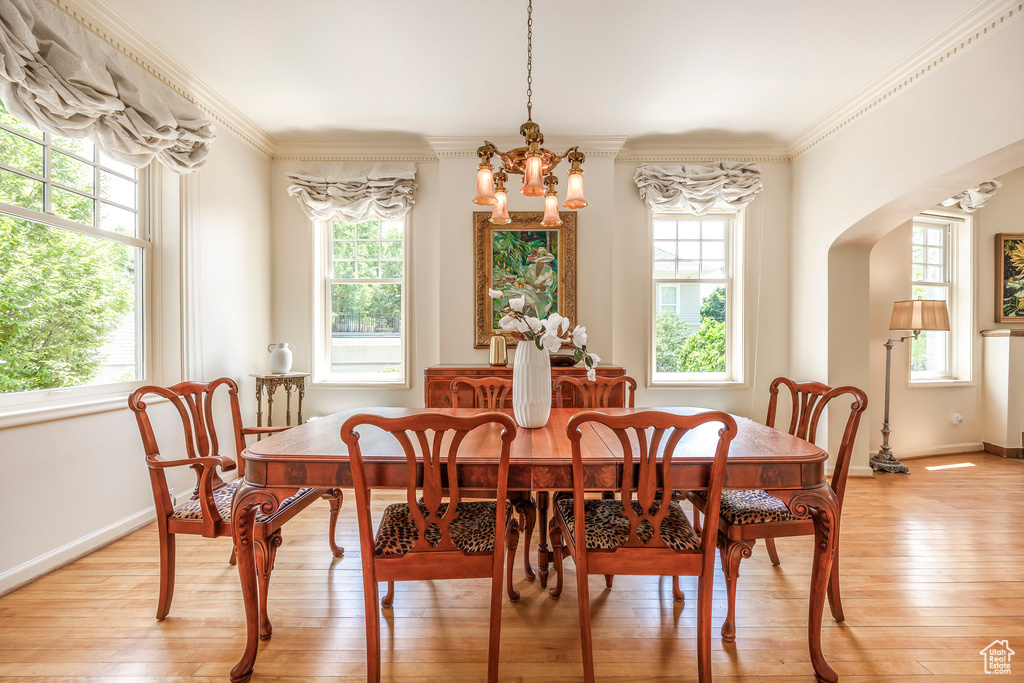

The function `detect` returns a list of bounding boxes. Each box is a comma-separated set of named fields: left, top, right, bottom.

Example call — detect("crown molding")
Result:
left=47, top=0, right=277, bottom=158
left=427, top=136, right=627, bottom=159
left=788, top=0, right=1023, bottom=158
left=273, top=140, right=438, bottom=162
left=616, top=141, right=790, bottom=163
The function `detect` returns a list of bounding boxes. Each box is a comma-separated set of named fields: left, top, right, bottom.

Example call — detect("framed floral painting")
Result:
left=474, top=211, right=577, bottom=347
left=997, top=233, right=1024, bottom=322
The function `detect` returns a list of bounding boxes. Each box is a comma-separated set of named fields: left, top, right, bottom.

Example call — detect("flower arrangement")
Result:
left=488, top=288, right=601, bottom=380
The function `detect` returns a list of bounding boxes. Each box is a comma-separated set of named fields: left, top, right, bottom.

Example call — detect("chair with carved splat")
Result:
left=448, top=376, right=535, bottom=587
left=687, top=377, right=867, bottom=641
left=553, top=374, right=637, bottom=409
left=340, top=411, right=519, bottom=683
left=128, top=378, right=343, bottom=628
left=549, top=410, right=737, bottom=683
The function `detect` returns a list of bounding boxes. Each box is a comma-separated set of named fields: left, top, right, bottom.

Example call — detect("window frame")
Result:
left=0, top=117, right=151, bottom=411
left=312, top=215, right=410, bottom=387
left=648, top=211, right=744, bottom=386
left=907, top=211, right=972, bottom=386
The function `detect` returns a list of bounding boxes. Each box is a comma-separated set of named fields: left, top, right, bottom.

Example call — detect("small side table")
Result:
left=251, top=373, right=309, bottom=432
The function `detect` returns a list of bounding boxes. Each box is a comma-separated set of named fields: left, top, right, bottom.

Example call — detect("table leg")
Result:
left=254, top=382, right=264, bottom=441
left=230, top=484, right=284, bottom=683
left=266, top=386, right=275, bottom=428
left=285, top=382, right=293, bottom=427
left=536, top=491, right=550, bottom=587
left=788, top=484, right=840, bottom=683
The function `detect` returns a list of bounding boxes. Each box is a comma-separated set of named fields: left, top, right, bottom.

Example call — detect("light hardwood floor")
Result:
left=1, top=452, right=1021, bottom=682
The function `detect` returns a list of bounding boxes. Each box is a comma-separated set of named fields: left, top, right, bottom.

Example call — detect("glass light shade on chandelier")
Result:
left=474, top=163, right=495, bottom=205
left=540, top=176, right=562, bottom=227
left=490, top=171, right=511, bottom=224
left=563, top=168, right=587, bottom=209
left=522, top=153, right=546, bottom=197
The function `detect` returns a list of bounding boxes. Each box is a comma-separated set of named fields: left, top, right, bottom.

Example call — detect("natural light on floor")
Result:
left=923, top=462, right=976, bottom=470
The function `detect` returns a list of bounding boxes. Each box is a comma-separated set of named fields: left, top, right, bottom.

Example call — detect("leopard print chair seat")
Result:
left=170, top=480, right=312, bottom=524
left=554, top=496, right=701, bottom=551
left=690, top=489, right=801, bottom=525
left=375, top=500, right=516, bottom=555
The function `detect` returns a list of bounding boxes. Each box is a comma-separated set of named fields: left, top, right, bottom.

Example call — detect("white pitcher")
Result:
left=268, top=342, right=295, bottom=374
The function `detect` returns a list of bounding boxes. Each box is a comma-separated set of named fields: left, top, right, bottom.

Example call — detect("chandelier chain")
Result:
left=526, top=0, right=533, bottom=121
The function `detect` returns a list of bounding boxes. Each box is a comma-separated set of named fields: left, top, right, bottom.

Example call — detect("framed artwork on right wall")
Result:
left=996, top=233, right=1024, bottom=322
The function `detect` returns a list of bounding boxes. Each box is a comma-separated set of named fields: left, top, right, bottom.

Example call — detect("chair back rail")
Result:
left=450, top=377, right=513, bottom=409
left=766, top=377, right=867, bottom=508
left=554, top=375, right=637, bottom=408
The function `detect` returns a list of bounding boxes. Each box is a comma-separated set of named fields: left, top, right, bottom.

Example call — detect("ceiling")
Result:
left=97, top=0, right=981, bottom=145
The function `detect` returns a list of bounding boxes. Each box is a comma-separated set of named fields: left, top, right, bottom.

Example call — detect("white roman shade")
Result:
left=941, top=180, right=1002, bottom=213
left=634, top=161, right=763, bottom=214
left=286, top=161, right=417, bottom=222
left=0, top=0, right=214, bottom=173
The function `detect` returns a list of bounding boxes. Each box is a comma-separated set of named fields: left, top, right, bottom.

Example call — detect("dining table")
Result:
left=230, top=406, right=841, bottom=683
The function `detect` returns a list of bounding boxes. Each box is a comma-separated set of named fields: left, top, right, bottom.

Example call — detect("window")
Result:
left=0, top=100, right=147, bottom=402
left=908, top=213, right=971, bottom=382
left=651, top=214, right=741, bottom=383
left=318, top=218, right=407, bottom=383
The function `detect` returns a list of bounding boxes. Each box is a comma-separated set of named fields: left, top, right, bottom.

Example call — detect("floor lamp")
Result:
left=870, top=299, right=951, bottom=474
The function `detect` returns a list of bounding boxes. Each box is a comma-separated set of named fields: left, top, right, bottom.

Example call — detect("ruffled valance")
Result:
left=941, top=180, right=1002, bottom=213
left=286, top=161, right=417, bottom=222
left=634, top=161, right=763, bottom=214
left=0, top=0, right=214, bottom=172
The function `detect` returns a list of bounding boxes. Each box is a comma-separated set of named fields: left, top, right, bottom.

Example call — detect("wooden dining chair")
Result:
left=552, top=374, right=637, bottom=408
left=549, top=410, right=737, bottom=683
left=687, top=377, right=867, bottom=641
left=340, top=411, right=519, bottom=683
left=449, top=376, right=536, bottom=584
left=128, top=378, right=343, bottom=631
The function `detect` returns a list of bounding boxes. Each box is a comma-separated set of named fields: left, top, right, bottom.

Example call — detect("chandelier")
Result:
left=472, top=0, right=586, bottom=227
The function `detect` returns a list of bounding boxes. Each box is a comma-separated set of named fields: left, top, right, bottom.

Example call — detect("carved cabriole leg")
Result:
left=506, top=521, right=521, bottom=602
left=537, top=491, right=550, bottom=587
left=323, top=488, right=345, bottom=557
left=718, top=536, right=755, bottom=642
left=156, top=524, right=174, bottom=620
left=827, top=537, right=844, bottom=622
left=765, top=537, right=781, bottom=566
left=512, top=496, right=536, bottom=580
left=783, top=485, right=840, bottom=683
left=255, top=530, right=283, bottom=641
left=230, top=484, right=284, bottom=683
left=671, top=575, right=684, bottom=602
left=548, top=522, right=564, bottom=598
left=381, top=582, right=395, bottom=608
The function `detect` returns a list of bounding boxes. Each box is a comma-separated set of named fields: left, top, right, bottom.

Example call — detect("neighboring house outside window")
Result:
left=651, top=213, right=742, bottom=383
left=909, top=212, right=971, bottom=383
left=317, top=217, right=407, bottom=384
left=0, top=99, right=147, bottom=404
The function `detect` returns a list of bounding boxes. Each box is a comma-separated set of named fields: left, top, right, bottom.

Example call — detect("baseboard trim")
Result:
left=0, top=505, right=156, bottom=596
left=0, top=483, right=214, bottom=597
left=848, top=465, right=876, bottom=478
left=983, top=441, right=1024, bottom=458
left=895, top=442, right=985, bottom=460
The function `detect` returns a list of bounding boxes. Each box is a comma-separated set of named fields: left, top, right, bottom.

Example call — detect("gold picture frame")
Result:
left=473, top=211, right=577, bottom=348
left=996, top=233, right=1024, bottom=322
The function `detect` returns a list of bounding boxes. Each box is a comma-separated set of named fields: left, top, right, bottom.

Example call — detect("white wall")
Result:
left=0, top=132, right=274, bottom=593
left=791, top=17, right=1024, bottom=474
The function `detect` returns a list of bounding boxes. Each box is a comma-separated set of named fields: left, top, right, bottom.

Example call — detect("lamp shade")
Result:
left=889, top=300, right=950, bottom=332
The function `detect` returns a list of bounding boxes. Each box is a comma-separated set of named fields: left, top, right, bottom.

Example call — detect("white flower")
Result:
left=523, top=316, right=543, bottom=334
left=540, top=330, right=562, bottom=353
left=560, top=317, right=570, bottom=334
left=488, top=288, right=504, bottom=299
left=587, top=367, right=596, bottom=382
left=572, top=325, right=588, bottom=347
left=545, top=313, right=565, bottom=337
left=509, top=295, right=526, bottom=312
left=498, top=315, right=517, bottom=331
left=588, top=352, right=602, bottom=365
left=516, top=318, right=532, bottom=334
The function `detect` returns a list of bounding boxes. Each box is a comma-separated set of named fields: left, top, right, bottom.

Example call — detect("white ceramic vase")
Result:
left=512, top=340, right=551, bottom=429
left=268, top=342, right=295, bottom=374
